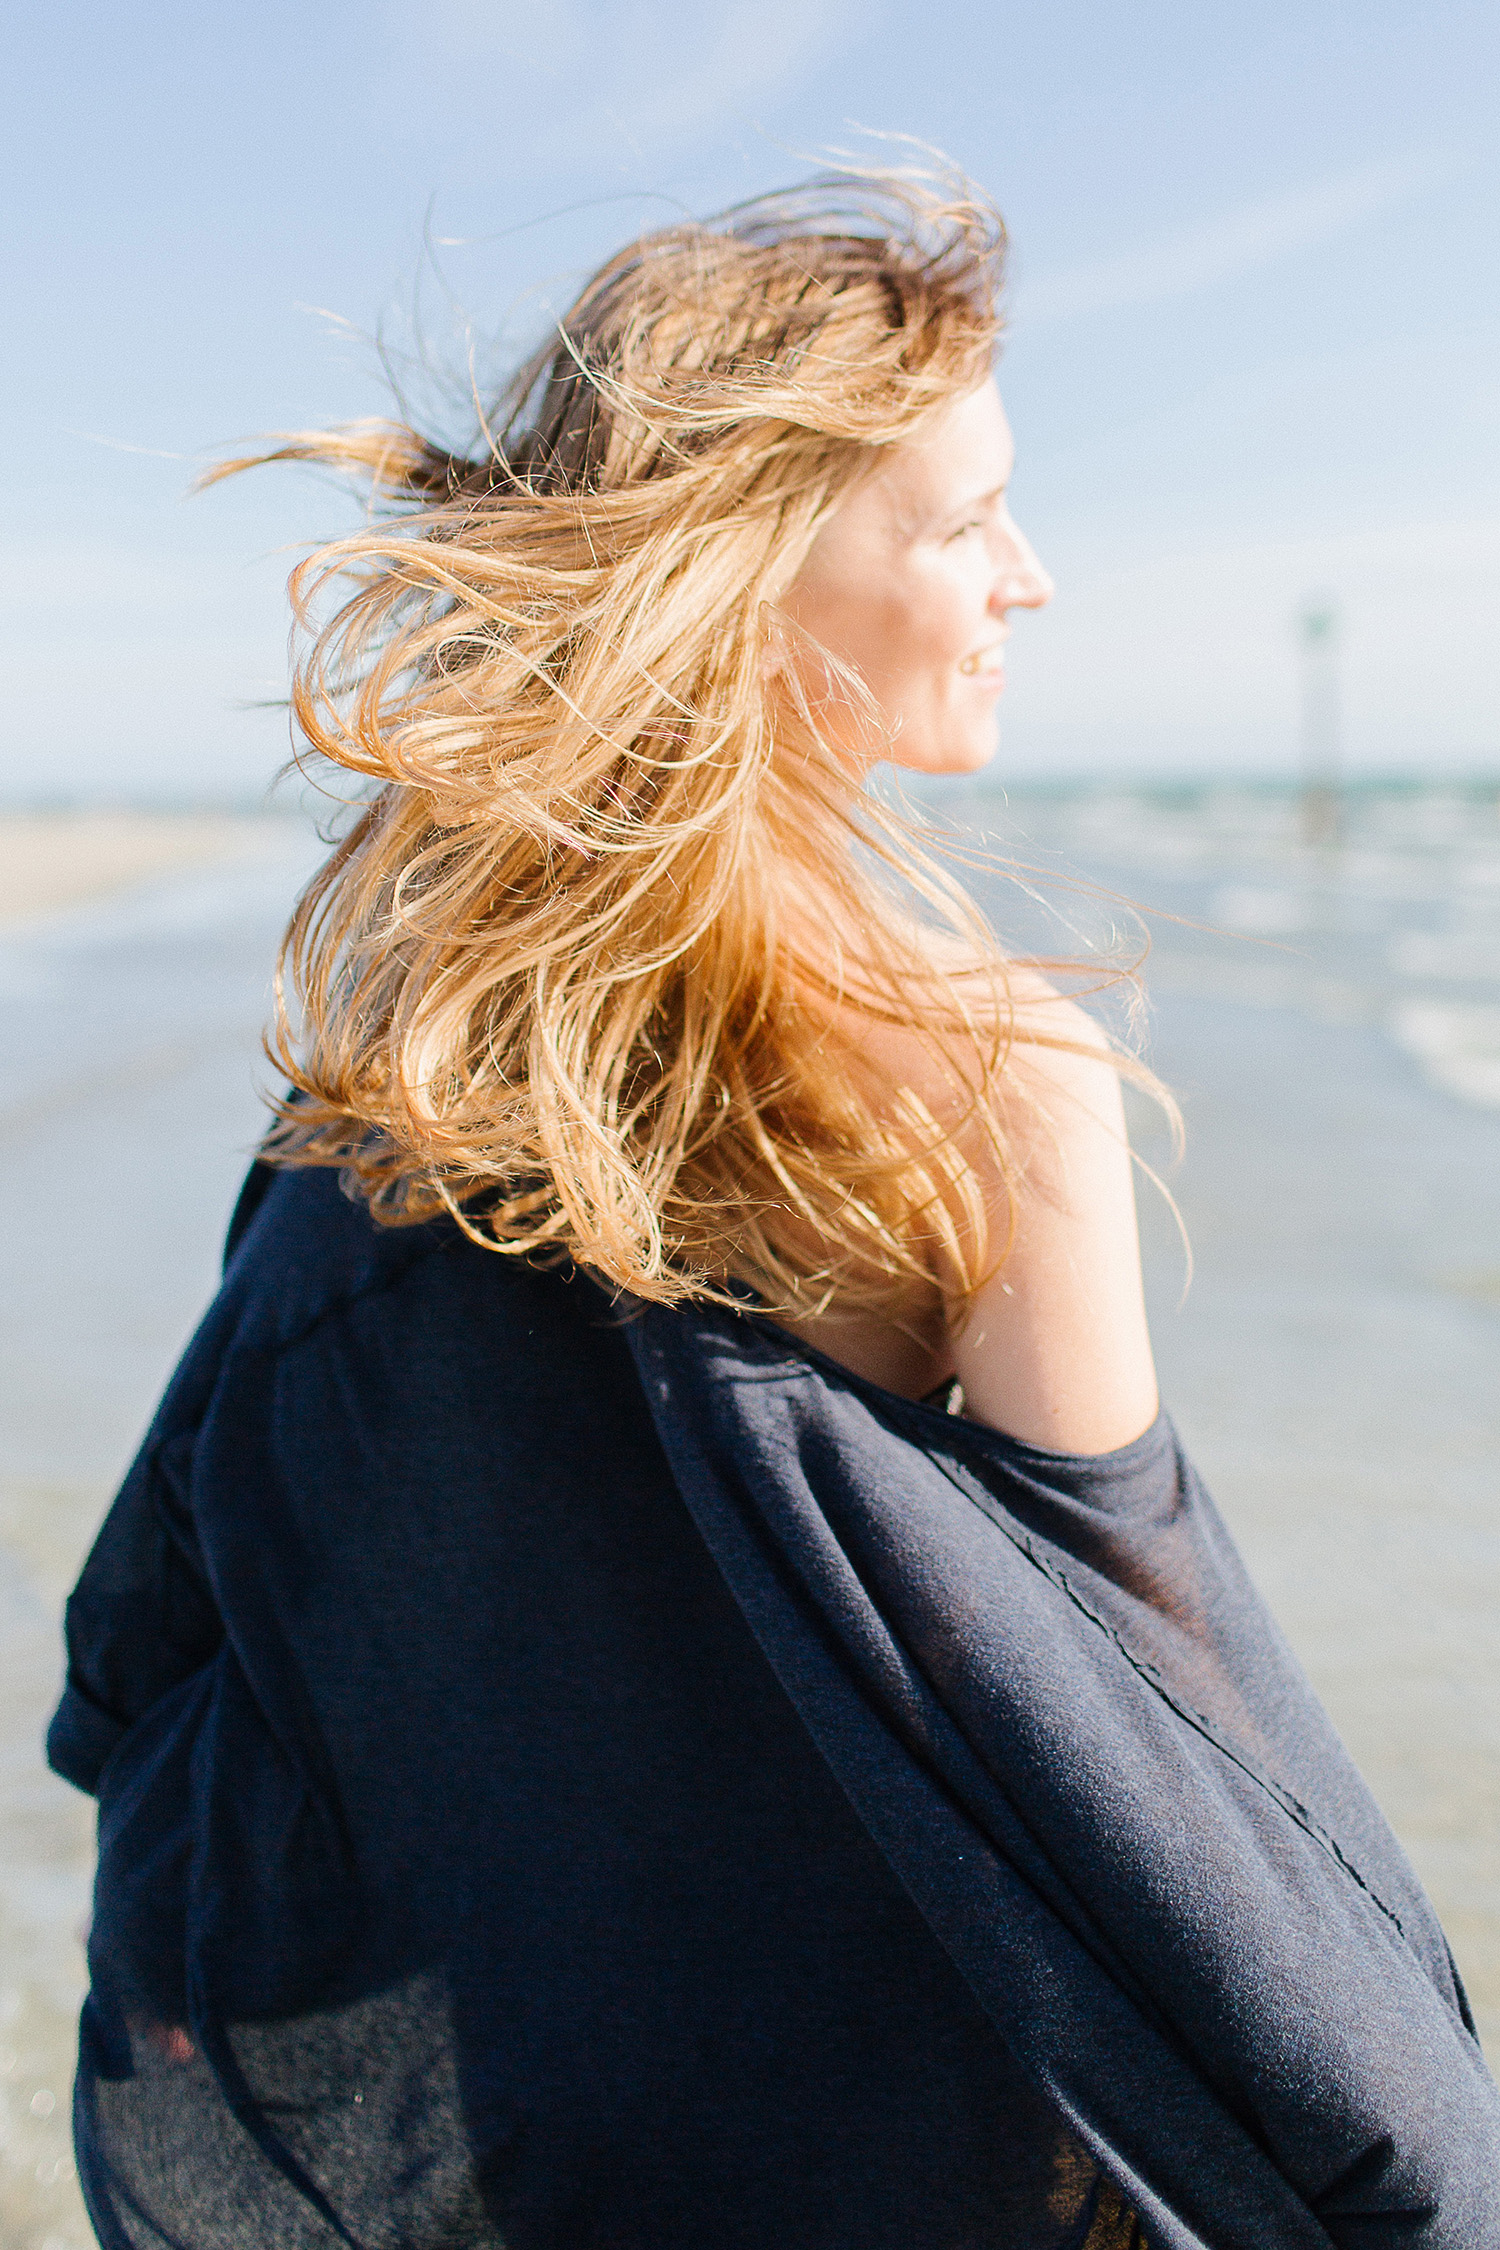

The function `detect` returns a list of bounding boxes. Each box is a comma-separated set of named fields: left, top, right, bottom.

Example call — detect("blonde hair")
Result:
left=221, top=166, right=1117, bottom=1320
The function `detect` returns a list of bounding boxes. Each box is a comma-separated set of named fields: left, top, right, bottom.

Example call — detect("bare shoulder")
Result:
left=907, top=926, right=1107, bottom=1037
left=902, top=950, right=1157, bottom=1450
left=993, top=968, right=1125, bottom=1137
left=792, top=939, right=1159, bottom=1448
left=855, top=943, right=1122, bottom=1145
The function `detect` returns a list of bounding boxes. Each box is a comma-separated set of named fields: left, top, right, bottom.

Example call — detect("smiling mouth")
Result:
left=958, top=645, right=1006, bottom=678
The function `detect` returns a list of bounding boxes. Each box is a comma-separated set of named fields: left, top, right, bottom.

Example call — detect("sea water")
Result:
left=1, top=783, right=1496, bottom=2244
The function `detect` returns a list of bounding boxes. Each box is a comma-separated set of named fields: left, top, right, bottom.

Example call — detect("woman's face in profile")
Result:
left=781, top=377, right=1053, bottom=776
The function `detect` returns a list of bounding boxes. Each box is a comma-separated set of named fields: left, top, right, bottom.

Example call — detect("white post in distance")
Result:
left=1299, top=601, right=1341, bottom=846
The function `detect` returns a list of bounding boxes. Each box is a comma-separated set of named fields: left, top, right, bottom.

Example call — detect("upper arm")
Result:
left=946, top=986, right=1159, bottom=1453
left=48, top=1425, right=224, bottom=1795
left=865, top=969, right=1159, bottom=1454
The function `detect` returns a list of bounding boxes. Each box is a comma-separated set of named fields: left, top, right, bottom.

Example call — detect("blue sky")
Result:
left=5, top=0, right=1497, bottom=798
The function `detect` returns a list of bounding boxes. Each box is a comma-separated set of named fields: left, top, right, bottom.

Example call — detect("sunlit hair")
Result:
left=214, top=164, right=1148, bottom=1320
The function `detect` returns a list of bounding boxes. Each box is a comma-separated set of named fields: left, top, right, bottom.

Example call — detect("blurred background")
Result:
left=3, top=3, right=1498, bottom=2240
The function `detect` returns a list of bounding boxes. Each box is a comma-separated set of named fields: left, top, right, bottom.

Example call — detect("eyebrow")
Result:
left=943, top=477, right=1010, bottom=522
left=893, top=470, right=1013, bottom=542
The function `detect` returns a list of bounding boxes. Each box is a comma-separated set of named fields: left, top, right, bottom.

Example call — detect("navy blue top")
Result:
left=49, top=1162, right=1500, bottom=2248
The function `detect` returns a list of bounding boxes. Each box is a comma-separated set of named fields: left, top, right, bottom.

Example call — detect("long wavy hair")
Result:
left=218, top=165, right=1133, bottom=1321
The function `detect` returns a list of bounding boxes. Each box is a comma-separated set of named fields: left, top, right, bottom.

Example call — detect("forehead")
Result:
left=875, top=377, right=1014, bottom=526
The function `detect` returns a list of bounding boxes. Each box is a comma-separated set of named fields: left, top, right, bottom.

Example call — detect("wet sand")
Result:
left=1, top=795, right=1496, bottom=2244
left=0, top=808, right=298, bottom=929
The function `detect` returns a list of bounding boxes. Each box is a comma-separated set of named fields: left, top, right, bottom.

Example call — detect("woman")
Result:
left=49, top=171, right=1499, bottom=2249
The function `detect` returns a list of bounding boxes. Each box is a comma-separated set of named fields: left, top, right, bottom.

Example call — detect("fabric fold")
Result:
left=626, top=1300, right=1500, bottom=2249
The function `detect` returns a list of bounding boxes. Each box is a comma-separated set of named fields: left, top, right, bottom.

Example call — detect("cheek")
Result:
left=864, top=579, right=972, bottom=704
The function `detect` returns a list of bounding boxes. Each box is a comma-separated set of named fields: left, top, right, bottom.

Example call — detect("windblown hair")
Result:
left=219, top=165, right=1100, bottom=1320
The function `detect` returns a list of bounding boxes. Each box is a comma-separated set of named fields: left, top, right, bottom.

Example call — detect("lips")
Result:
left=958, top=644, right=1007, bottom=681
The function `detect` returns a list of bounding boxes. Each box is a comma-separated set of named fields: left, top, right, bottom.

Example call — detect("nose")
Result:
left=989, top=511, right=1054, bottom=614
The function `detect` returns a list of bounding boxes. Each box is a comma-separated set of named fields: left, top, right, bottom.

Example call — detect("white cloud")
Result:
left=1017, top=155, right=1454, bottom=329
left=377, top=0, right=859, bottom=161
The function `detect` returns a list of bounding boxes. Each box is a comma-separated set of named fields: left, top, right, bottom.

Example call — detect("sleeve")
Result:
left=47, top=1419, right=225, bottom=1797
left=46, top=1156, right=286, bottom=1797
left=222, top=1151, right=279, bottom=1272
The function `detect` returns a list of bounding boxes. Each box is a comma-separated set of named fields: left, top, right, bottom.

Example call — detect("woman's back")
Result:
left=54, top=1163, right=1140, bottom=2249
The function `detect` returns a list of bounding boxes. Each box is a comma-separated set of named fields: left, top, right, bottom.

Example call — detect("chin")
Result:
left=951, top=735, right=1001, bottom=775
left=924, top=729, right=1001, bottom=778
left=885, top=724, right=1001, bottom=781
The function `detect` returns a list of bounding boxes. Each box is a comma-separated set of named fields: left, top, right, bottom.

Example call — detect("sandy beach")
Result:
left=0, top=808, right=304, bottom=930
left=2, top=790, right=1497, bottom=2247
